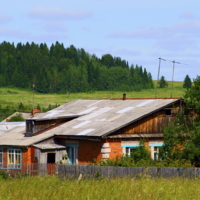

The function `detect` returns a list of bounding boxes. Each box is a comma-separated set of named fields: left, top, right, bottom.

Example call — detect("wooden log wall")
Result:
left=113, top=106, right=179, bottom=135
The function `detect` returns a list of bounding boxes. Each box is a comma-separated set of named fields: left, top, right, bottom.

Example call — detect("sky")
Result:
left=1, top=0, right=200, bottom=81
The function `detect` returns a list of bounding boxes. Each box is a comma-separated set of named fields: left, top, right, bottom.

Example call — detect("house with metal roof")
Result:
left=0, top=97, right=182, bottom=170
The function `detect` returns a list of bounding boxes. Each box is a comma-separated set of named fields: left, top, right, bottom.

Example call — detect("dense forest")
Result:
left=0, top=41, right=154, bottom=93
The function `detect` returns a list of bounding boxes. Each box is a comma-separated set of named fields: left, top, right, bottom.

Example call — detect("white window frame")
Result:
left=7, top=149, right=22, bottom=169
left=149, top=144, right=163, bottom=160
left=0, top=148, right=3, bottom=168
left=121, top=145, right=141, bottom=156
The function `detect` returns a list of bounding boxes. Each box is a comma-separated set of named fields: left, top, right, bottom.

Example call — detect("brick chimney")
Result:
left=32, top=108, right=40, bottom=115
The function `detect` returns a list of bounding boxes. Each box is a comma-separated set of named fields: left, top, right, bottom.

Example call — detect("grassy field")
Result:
left=0, top=81, right=186, bottom=109
left=0, top=176, right=200, bottom=200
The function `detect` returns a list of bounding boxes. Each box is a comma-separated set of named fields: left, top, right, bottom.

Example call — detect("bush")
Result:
left=0, top=171, right=9, bottom=180
left=9, top=113, right=24, bottom=122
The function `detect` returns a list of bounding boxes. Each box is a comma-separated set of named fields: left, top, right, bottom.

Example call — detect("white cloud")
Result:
left=33, top=21, right=69, bottom=32
left=81, top=26, right=91, bottom=31
left=107, top=19, right=200, bottom=52
left=0, top=27, right=28, bottom=38
left=179, top=11, right=197, bottom=20
left=108, top=19, right=200, bottom=40
left=27, top=5, right=93, bottom=21
left=113, top=48, right=141, bottom=56
left=0, top=13, right=13, bottom=24
left=29, top=33, right=69, bottom=43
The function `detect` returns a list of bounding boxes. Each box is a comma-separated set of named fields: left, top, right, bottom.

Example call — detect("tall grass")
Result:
left=0, top=176, right=199, bottom=200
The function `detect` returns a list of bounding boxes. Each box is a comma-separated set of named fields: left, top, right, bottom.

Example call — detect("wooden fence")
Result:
left=1, top=164, right=200, bottom=179
left=57, top=165, right=200, bottom=179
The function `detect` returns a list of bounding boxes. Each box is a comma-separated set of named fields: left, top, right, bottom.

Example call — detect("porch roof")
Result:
left=33, top=143, right=66, bottom=150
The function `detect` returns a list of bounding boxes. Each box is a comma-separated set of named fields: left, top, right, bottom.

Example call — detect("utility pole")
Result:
left=169, top=60, right=188, bottom=98
left=155, top=57, right=166, bottom=98
left=32, top=84, right=35, bottom=111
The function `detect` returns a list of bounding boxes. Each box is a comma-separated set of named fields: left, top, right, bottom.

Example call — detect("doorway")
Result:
left=47, top=153, right=55, bottom=164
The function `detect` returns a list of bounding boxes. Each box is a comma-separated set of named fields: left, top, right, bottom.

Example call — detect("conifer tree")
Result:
left=183, top=75, right=192, bottom=89
left=159, top=76, right=168, bottom=88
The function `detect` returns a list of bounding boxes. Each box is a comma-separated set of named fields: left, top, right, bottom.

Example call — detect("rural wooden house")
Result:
left=0, top=97, right=182, bottom=171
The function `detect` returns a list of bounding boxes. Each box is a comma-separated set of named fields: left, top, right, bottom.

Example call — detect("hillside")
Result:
left=0, top=81, right=186, bottom=108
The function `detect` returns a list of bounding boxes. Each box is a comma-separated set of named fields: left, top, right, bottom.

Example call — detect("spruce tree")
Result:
left=159, top=76, right=168, bottom=88
left=183, top=75, right=192, bottom=89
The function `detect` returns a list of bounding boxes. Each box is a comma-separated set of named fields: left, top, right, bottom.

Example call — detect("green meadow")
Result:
left=0, top=81, right=186, bottom=109
left=0, top=176, right=199, bottom=200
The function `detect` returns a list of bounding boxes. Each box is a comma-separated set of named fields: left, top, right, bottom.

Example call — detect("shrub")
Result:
left=0, top=171, right=9, bottom=180
left=9, top=113, right=24, bottom=122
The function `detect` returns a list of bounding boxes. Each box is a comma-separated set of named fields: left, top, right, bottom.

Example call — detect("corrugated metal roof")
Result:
left=45, top=99, right=180, bottom=138
left=0, top=98, right=180, bottom=146
left=33, top=143, right=66, bottom=150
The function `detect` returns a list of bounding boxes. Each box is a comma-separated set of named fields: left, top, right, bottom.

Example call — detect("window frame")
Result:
left=66, top=144, right=79, bottom=164
left=7, top=149, right=22, bottom=170
left=0, top=148, right=3, bottom=168
left=121, top=144, right=141, bottom=156
left=149, top=144, right=163, bottom=160
left=164, top=109, right=172, bottom=116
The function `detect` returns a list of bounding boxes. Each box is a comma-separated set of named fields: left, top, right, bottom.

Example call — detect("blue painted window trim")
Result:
left=121, top=145, right=141, bottom=147
left=66, top=144, right=79, bottom=148
left=7, top=148, right=22, bottom=170
left=149, top=144, right=163, bottom=147
left=0, top=148, right=2, bottom=168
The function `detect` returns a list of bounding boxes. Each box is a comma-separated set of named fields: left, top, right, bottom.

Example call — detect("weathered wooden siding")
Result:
left=37, top=149, right=66, bottom=164
left=112, top=107, right=179, bottom=135
left=33, top=118, right=69, bottom=134
left=26, top=118, right=74, bottom=135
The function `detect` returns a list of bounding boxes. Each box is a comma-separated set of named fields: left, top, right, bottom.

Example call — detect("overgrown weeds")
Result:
left=0, top=175, right=199, bottom=200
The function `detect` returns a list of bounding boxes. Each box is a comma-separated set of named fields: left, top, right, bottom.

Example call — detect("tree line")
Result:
left=0, top=41, right=154, bottom=93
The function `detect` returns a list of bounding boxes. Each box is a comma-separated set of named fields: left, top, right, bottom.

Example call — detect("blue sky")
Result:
left=1, top=0, right=200, bottom=81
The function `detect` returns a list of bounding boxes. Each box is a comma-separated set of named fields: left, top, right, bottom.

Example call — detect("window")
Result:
left=47, top=153, right=55, bottom=164
left=26, top=120, right=34, bottom=132
left=149, top=144, right=163, bottom=160
left=0, top=149, right=2, bottom=168
left=126, top=147, right=137, bottom=155
left=7, top=149, right=21, bottom=169
left=153, top=147, right=160, bottom=160
left=165, top=109, right=172, bottom=116
left=121, top=144, right=140, bottom=156
left=66, top=145, right=79, bottom=164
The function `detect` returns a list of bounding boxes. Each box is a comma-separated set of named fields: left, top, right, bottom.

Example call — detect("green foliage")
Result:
left=184, top=76, right=200, bottom=116
left=0, top=41, right=154, bottom=93
left=183, top=75, right=192, bottom=89
left=18, top=102, right=25, bottom=111
left=0, top=105, right=16, bottom=121
left=130, top=140, right=151, bottom=163
left=0, top=171, right=9, bottom=180
left=160, top=76, right=200, bottom=166
left=9, top=113, right=25, bottom=122
left=158, top=76, right=168, bottom=88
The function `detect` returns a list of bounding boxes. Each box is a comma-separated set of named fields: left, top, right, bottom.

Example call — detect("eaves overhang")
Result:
left=101, top=98, right=181, bottom=138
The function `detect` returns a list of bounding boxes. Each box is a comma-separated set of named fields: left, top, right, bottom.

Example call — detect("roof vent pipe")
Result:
left=123, top=93, right=126, bottom=100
